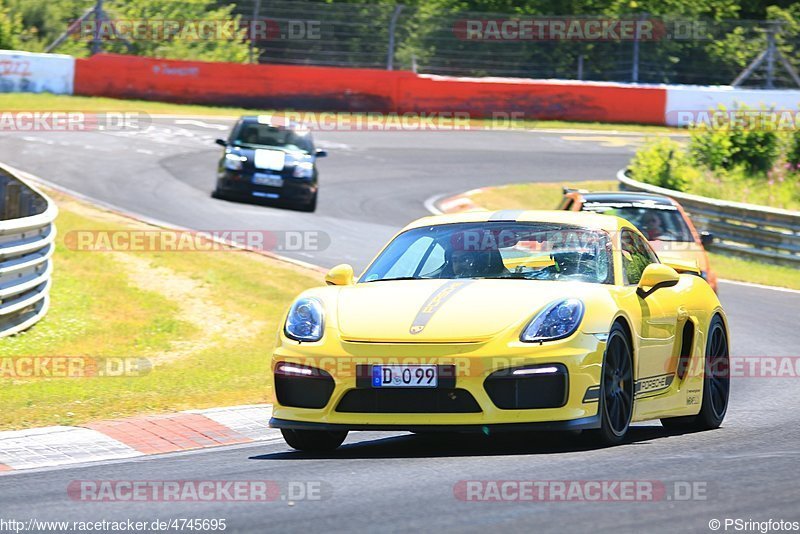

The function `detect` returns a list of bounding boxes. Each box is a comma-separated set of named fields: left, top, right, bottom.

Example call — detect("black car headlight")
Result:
left=284, top=297, right=324, bottom=342
left=224, top=153, right=246, bottom=171
left=292, top=162, right=314, bottom=179
left=520, top=299, right=585, bottom=343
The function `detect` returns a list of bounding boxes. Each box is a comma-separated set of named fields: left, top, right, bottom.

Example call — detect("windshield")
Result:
left=232, top=123, right=315, bottom=154
left=361, top=222, right=614, bottom=284
left=581, top=202, right=693, bottom=242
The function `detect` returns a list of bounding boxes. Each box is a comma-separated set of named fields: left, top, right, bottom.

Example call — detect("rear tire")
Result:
left=281, top=429, right=347, bottom=452
left=661, top=315, right=729, bottom=431
left=595, top=323, right=634, bottom=446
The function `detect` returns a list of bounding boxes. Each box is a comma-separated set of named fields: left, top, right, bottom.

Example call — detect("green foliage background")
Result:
left=0, top=0, right=798, bottom=81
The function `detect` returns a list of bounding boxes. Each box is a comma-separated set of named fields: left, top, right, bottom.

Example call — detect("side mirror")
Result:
left=325, top=264, right=354, bottom=286
left=215, top=139, right=227, bottom=147
left=315, top=149, right=328, bottom=158
left=637, top=264, right=680, bottom=298
left=700, top=231, right=714, bottom=247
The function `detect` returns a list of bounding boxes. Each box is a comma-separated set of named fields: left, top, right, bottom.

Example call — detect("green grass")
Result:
left=707, top=253, right=800, bottom=290
left=0, top=94, right=678, bottom=133
left=468, top=180, right=618, bottom=211
left=629, top=137, right=800, bottom=210
left=685, top=169, right=800, bottom=211
left=464, top=180, right=800, bottom=290
left=0, top=191, right=322, bottom=429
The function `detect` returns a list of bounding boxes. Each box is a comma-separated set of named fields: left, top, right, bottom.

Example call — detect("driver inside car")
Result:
left=639, top=211, right=666, bottom=240
left=448, top=248, right=508, bottom=278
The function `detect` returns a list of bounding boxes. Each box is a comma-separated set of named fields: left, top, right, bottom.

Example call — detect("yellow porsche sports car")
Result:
left=270, top=210, right=730, bottom=451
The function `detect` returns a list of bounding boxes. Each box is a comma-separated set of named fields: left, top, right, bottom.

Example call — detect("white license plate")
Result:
left=372, top=365, right=437, bottom=388
left=252, top=174, right=284, bottom=187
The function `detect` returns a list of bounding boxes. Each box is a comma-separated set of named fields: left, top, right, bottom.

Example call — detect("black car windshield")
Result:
left=361, top=222, right=614, bottom=284
left=581, top=202, right=693, bottom=242
left=232, top=123, right=314, bottom=154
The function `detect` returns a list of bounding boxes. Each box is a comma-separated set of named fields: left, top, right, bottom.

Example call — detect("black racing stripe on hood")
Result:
left=409, top=280, right=474, bottom=335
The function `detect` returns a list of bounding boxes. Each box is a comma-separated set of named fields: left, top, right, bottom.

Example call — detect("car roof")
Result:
left=576, top=191, right=676, bottom=205
left=403, top=210, right=634, bottom=234
left=239, top=115, right=301, bottom=129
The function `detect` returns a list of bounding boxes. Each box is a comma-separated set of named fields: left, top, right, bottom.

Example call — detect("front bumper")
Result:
left=269, top=332, right=606, bottom=431
left=215, top=171, right=316, bottom=203
left=269, top=415, right=600, bottom=433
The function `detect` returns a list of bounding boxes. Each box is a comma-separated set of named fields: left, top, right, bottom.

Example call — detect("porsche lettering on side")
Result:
left=270, top=210, right=730, bottom=452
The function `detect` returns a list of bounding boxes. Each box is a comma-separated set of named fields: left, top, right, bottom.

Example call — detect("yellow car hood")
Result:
left=334, top=279, right=606, bottom=343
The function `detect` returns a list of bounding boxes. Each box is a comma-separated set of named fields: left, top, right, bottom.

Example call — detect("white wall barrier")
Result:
left=665, top=85, right=800, bottom=126
left=0, top=50, right=75, bottom=94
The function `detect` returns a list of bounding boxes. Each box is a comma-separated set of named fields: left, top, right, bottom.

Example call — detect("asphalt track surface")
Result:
left=1, top=119, right=799, bottom=533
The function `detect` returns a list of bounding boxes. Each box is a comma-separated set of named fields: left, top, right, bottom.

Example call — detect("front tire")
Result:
left=297, top=192, right=317, bottom=212
left=595, top=323, right=634, bottom=446
left=281, top=429, right=347, bottom=452
left=661, top=315, right=729, bottom=431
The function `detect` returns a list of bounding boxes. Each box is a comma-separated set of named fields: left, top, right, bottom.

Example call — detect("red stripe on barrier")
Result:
left=0, top=463, right=12, bottom=472
left=74, top=54, right=403, bottom=111
left=397, top=76, right=666, bottom=124
left=75, top=54, right=667, bottom=124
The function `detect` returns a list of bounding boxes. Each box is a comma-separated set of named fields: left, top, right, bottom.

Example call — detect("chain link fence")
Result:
left=55, top=0, right=800, bottom=87
left=224, top=0, right=798, bottom=87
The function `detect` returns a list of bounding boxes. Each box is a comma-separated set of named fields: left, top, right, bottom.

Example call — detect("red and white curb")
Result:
left=427, top=188, right=489, bottom=215
left=0, top=404, right=279, bottom=472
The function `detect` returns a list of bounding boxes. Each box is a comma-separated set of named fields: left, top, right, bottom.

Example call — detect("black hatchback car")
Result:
left=213, top=116, right=326, bottom=212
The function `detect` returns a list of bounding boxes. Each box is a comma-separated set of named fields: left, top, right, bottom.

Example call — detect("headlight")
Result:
left=284, top=297, right=324, bottom=342
left=224, top=153, right=246, bottom=171
left=292, top=162, right=314, bottom=179
left=520, top=299, right=585, bottom=343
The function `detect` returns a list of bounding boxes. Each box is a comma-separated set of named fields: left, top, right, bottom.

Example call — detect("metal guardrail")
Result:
left=0, top=164, right=57, bottom=338
left=617, top=169, right=800, bottom=265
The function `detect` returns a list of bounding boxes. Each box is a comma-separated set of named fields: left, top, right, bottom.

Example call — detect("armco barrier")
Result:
left=0, top=165, right=57, bottom=338
left=0, top=50, right=75, bottom=94
left=74, top=54, right=667, bottom=124
left=617, top=169, right=800, bottom=265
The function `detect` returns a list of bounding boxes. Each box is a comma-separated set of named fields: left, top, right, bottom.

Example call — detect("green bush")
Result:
left=787, top=130, right=800, bottom=168
left=0, top=3, right=21, bottom=49
left=629, top=138, right=690, bottom=191
left=630, top=115, right=800, bottom=209
left=689, top=122, right=734, bottom=171
left=728, top=123, right=781, bottom=175
left=689, top=105, right=780, bottom=175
